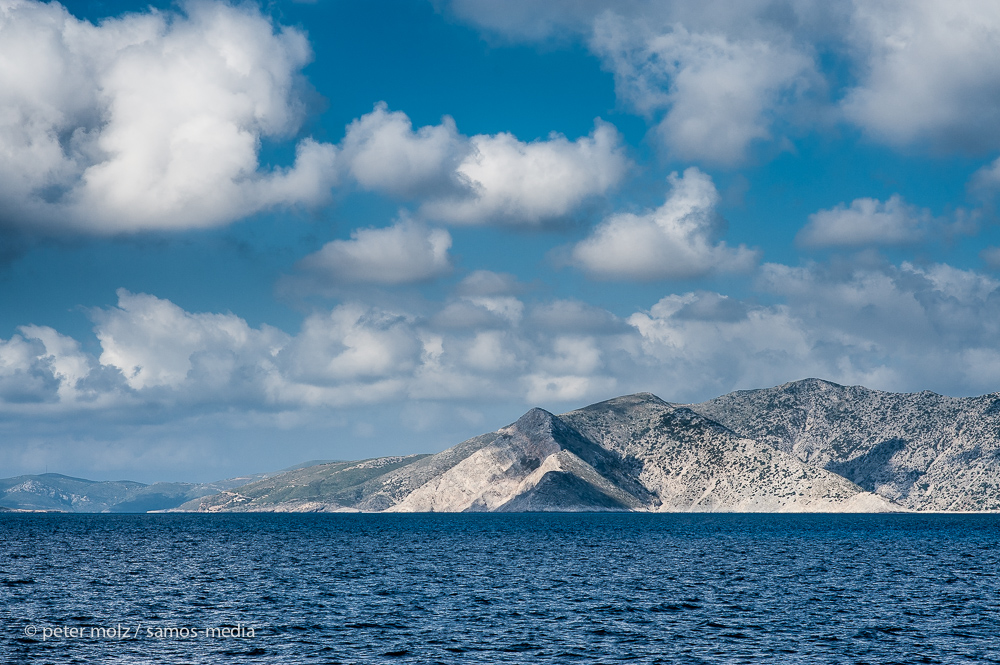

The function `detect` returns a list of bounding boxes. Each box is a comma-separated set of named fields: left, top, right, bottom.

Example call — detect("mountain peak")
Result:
left=778, top=378, right=846, bottom=392
left=570, top=392, right=670, bottom=415
left=511, top=407, right=557, bottom=430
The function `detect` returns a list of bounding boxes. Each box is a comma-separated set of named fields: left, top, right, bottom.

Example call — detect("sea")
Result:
left=2, top=513, right=999, bottom=664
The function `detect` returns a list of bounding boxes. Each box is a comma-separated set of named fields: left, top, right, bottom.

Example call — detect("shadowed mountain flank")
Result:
left=388, top=408, right=655, bottom=512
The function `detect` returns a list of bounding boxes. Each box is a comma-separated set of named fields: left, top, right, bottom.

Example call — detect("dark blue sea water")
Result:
left=2, top=513, right=1000, bottom=664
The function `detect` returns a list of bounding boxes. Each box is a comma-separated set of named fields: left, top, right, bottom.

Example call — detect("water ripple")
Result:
left=2, top=513, right=1000, bottom=664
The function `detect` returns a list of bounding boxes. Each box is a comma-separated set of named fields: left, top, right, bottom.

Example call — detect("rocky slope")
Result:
left=690, top=379, right=1000, bottom=511
left=560, top=393, right=893, bottom=512
left=182, top=455, right=431, bottom=512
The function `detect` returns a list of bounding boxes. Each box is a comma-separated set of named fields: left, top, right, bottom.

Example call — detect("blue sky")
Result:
left=3, top=0, right=1000, bottom=482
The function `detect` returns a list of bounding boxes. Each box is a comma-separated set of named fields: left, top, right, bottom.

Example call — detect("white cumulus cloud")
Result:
left=297, top=219, right=452, bottom=286
left=418, top=120, right=628, bottom=225
left=797, top=194, right=930, bottom=248
left=7, top=258, right=1000, bottom=431
left=93, top=289, right=287, bottom=391
left=339, top=102, right=466, bottom=198
left=0, top=332, right=63, bottom=404
left=591, top=14, right=817, bottom=164
left=451, top=1, right=1000, bottom=156
left=332, top=105, right=628, bottom=226
left=842, top=0, right=1000, bottom=151
left=571, top=167, right=758, bottom=280
left=622, top=259, right=1000, bottom=399
left=0, top=0, right=338, bottom=233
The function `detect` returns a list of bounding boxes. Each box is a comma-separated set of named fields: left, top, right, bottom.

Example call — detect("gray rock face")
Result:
left=690, top=378, right=1000, bottom=511
left=559, top=394, right=893, bottom=512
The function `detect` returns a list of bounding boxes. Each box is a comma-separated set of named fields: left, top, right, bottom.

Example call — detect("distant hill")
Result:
left=6, top=379, right=1000, bottom=513
left=0, top=471, right=273, bottom=513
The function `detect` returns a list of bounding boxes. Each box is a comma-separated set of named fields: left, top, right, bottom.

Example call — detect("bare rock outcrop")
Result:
left=690, top=379, right=1000, bottom=511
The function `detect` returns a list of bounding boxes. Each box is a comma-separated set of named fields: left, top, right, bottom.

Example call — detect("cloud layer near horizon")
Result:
left=6, top=253, right=1000, bottom=428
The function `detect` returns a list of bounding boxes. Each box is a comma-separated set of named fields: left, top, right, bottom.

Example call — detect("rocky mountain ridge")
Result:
left=185, top=390, right=897, bottom=513
left=4, top=379, right=998, bottom=513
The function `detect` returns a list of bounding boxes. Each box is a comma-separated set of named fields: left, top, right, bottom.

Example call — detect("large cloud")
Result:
left=758, top=259, right=1000, bottom=391
left=0, top=323, right=125, bottom=408
left=89, top=291, right=428, bottom=408
left=0, top=331, right=67, bottom=405
left=338, top=102, right=466, bottom=198
left=448, top=0, right=1000, bottom=157
left=842, top=1, right=1000, bottom=151
left=2, top=288, right=630, bottom=414
left=92, top=289, right=288, bottom=392
left=625, top=259, right=1000, bottom=399
left=591, top=14, right=817, bottom=165
left=571, top=167, right=758, bottom=279
left=0, top=0, right=338, bottom=233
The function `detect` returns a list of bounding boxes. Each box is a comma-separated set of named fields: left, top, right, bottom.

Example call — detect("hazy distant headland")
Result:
left=4, top=378, right=1000, bottom=514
